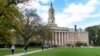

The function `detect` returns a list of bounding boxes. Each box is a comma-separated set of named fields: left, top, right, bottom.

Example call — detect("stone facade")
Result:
left=47, top=3, right=89, bottom=46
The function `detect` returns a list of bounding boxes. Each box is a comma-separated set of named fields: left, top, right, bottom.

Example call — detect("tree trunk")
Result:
left=23, top=38, right=29, bottom=47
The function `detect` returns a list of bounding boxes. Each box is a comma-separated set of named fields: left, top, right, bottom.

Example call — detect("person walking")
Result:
left=41, top=45, right=44, bottom=50
left=24, top=46, right=28, bottom=53
left=11, top=44, right=15, bottom=54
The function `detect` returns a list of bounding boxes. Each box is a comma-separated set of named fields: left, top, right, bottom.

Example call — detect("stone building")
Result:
left=15, top=3, right=89, bottom=46
left=46, top=3, right=89, bottom=46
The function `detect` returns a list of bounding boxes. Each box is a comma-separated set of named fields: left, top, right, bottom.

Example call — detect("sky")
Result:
left=17, top=0, right=100, bottom=29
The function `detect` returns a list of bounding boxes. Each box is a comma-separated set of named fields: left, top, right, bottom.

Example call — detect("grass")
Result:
left=24, top=47, right=100, bottom=56
left=0, top=48, right=39, bottom=56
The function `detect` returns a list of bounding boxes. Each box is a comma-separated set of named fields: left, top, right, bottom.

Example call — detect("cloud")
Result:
left=55, top=0, right=100, bottom=27
left=39, top=0, right=50, bottom=3
left=17, top=0, right=100, bottom=28
left=38, top=0, right=55, bottom=3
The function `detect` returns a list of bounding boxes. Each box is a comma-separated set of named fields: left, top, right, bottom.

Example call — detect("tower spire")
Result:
left=50, top=2, right=52, bottom=7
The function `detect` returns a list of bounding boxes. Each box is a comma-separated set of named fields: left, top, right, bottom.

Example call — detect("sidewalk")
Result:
left=6, top=48, right=52, bottom=56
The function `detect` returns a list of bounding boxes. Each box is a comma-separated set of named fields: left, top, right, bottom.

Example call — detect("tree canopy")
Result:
left=0, top=0, right=23, bottom=44
left=0, top=0, right=30, bottom=44
left=85, top=25, right=100, bottom=46
left=0, top=0, right=53, bottom=46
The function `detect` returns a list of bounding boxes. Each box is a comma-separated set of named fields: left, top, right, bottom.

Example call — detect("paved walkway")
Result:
left=6, top=48, right=52, bottom=56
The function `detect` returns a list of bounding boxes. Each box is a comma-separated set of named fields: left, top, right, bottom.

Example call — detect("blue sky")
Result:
left=18, top=0, right=100, bottom=29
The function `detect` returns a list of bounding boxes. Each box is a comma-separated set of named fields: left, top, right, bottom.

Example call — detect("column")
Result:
left=66, top=32, right=68, bottom=44
left=53, top=32, right=55, bottom=45
left=58, top=32, right=61, bottom=45
left=61, top=32, right=63, bottom=46
left=60, top=32, right=62, bottom=46
left=63, top=32, right=66, bottom=46
left=55, top=32, right=57, bottom=45
left=65, top=32, right=68, bottom=45
left=57, top=32, right=59, bottom=45
left=54, top=32, right=56, bottom=45
left=52, top=32, right=54, bottom=45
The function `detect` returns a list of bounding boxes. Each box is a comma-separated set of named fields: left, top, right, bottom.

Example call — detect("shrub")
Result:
left=52, top=45, right=58, bottom=48
left=28, top=41, right=42, bottom=47
left=67, top=44, right=72, bottom=47
left=75, top=42, right=87, bottom=47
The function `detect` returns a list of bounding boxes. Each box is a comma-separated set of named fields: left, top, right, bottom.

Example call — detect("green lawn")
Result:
left=0, top=48, right=39, bottom=56
left=24, top=48, right=100, bottom=56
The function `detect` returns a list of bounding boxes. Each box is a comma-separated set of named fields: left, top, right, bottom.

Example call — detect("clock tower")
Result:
left=48, top=3, right=57, bottom=27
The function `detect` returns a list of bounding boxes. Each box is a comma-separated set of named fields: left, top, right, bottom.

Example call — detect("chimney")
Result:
left=74, top=25, right=77, bottom=32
